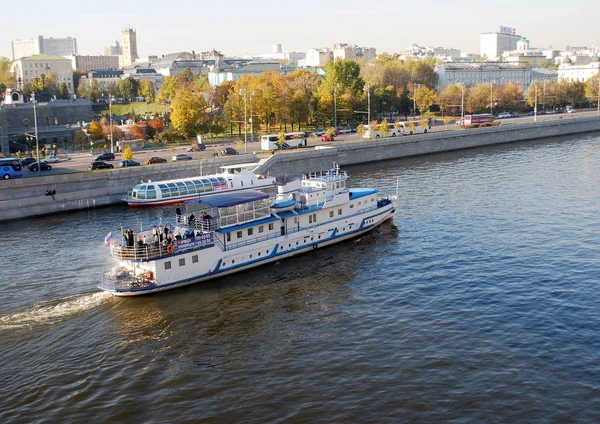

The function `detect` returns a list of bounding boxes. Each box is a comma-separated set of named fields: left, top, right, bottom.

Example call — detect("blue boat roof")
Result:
left=349, top=188, right=378, bottom=199
left=190, top=190, right=269, bottom=207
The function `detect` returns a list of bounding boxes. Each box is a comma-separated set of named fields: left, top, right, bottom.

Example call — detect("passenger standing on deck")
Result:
left=152, top=225, right=158, bottom=243
left=176, top=205, right=182, bottom=222
left=189, top=213, right=196, bottom=228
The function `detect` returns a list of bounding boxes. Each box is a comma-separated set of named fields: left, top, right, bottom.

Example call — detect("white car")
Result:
left=45, top=156, right=60, bottom=163
left=497, top=112, right=511, bottom=119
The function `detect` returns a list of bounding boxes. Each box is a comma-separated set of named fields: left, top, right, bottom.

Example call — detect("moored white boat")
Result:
left=100, top=167, right=397, bottom=296
left=123, top=163, right=276, bottom=207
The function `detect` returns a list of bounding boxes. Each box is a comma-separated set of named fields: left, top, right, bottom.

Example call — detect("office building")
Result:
left=11, top=35, right=78, bottom=60
left=121, top=28, right=138, bottom=67
left=480, top=27, right=521, bottom=60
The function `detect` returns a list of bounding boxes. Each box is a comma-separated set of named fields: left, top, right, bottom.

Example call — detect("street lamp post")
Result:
left=240, top=89, right=247, bottom=153
left=250, top=90, right=254, bottom=142
left=413, top=83, right=420, bottom=117
left=459, top=83, right=465, bottom=124
left=109, top=97, right=114, bottom=153
left=534, top=83, right=538, bottom=122
left=597, top=76, right=600, bottom=116
left=333, top=83, right=339, bottom=129
left=366, top=84, right=371, bottom=129
left=32, top=93, right=41, bottom=176
left=490, top=80, right=493, bottom=116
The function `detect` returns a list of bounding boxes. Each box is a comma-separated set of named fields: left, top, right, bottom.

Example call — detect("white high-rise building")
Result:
left=480, top=27, right=521, bottom=60
left=11, top=35, right=77, bottom=60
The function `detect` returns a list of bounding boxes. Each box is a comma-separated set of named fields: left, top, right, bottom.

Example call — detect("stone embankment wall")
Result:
left=255, top=116, right=600, bottom=179
left=1, top=116, right=600, bottom=222
left=0, top=156, right=258, bottom=222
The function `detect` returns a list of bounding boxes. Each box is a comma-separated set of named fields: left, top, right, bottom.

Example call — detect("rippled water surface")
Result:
left=1, top=134, right=600, bottom=422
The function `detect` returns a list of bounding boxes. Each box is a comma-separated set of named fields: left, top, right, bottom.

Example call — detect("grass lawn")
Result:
left=109, top=102, right=170, bottom=116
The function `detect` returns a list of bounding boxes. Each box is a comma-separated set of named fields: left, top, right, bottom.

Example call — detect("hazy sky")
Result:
left=2, top=0, right=599, bottom=60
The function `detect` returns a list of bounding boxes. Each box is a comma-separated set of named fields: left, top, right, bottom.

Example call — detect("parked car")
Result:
left=312, top=129, right=325, bottom=136
left=172, top=153, right=192, bottom=161
left=510, top=112, right=520, bottom=117
left=221, top=147, right=238, bottom=156
left=145, top=156, right=167, bottom=164
left=89, top=161, right=114, bottom=170
left=28, top=161, right=52, bottom=171
left=20, top=157, right=36, bottom=166
left=187, top=143, right=206, bottom=152
left=118, top=160, right=140, bottom=167
left=321, top=135, right=335, bottom=142
left=94, top=152, right=115, bottom=161
left=338, top=127, right=352, bottom=134
left=497, top=112, right=512, bottom=119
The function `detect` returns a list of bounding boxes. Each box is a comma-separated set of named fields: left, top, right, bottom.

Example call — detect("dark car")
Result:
left=145, top=156, right=167, bottom=165
left=28, top=161, right=52, bottom=172
left=221, top=147, right=238, bottom=156
left=187, top=143, right=206, bottom=152
left=118, top=160, right=141, bottom=167
left=89, top=161, right=114, bottom=170
left=20, top=157, right=36, bottom=166
left=94, top=152, right=116, bottom=161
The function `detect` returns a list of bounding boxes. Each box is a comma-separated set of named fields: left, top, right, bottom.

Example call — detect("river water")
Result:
left=1, top=133, right=600, bottom=422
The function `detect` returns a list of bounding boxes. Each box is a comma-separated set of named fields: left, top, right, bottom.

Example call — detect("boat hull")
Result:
left=101, top=206, right=395, bottom=296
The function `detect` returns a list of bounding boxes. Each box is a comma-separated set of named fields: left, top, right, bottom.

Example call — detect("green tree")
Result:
left=157, top=76, right=180, bottom=103
left=138, top=79, right=155, bottom=102
left=0, top=57, right=16, bottom=89
left=58, top=83, right=69, bottom=99
left=73, top=130, right=88, bottom=148
left=585, top=73, right=600, bottom=107
left=170, top=89, right=208, bottom=139
left=498, top=82, right=523, bottom=112
left=119, top=77, right=138, bottom=101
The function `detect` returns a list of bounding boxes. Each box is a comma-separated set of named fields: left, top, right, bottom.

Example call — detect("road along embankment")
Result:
left=2, top=116, right=600, bottom=222
left=0, top=156, right=258, bottom=222
left=255, top=116, right=600, bottom=179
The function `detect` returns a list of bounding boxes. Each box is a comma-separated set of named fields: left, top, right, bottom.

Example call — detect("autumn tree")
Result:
left=88, top=121, right=104, bottom=140
left=76, top=79, right=101, bottom=102
left=414, top=85, right=438, bottom=115
left=467, top=84, right=492, bottom=113
left=585, top=73, right=600, bottom=108
left=58, top=83, right=69, bottom=99
left=498, top=82, right=523, bottom=112
left=122, top=146, right=133, bottom=161
left=73, top=130, right=88, bottom=148
left=170, top=88, right=208, bottom=139
left=129, top=125, right=145, bottom=139
left=379, top=119, right=390, bottom=136
left=157, top=76, right=180, bottom=103
left=439, top=84, right=464, bottom=116
left=0, top=57, right=16, bottom=89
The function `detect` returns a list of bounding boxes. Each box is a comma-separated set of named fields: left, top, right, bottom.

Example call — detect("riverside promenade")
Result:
left=2, top=115, right=600, bottom=222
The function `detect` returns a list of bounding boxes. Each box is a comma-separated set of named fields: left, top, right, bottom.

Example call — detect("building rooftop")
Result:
left=20, top=54, right=69, bottom=61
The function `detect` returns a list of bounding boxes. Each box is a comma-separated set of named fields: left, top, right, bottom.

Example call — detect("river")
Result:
left=1, top=133, right=599, bottom=422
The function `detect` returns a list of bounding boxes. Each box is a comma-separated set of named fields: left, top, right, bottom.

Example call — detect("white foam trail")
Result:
left=0, top=291, right=113, bottom=330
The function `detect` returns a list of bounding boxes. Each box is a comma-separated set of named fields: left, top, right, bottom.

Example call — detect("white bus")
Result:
left=362, top=122, right=428, bottom=138
left=261, top=132, right=308, bottom=150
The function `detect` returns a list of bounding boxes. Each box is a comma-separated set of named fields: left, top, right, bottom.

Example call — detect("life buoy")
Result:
left=166, top=244, right=175, bottom=254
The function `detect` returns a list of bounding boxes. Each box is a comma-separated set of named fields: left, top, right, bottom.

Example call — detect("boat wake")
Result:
left=0, top=291, right=113, bottom=330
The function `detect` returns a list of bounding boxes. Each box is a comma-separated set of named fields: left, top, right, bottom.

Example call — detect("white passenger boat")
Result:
left=100, top=167, right=397, bottom=296
left=123, top=163, right=276, bottom=207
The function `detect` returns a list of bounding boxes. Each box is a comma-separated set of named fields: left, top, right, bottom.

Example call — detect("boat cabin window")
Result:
left=167, top=183, right=178, bottom=196
left=268, top=223, right=274, bottom=230
left=226, top=233, right=231, bottom=242
left=176, top=182, right=187, bottom=195
left=146, top=185, right=157, bottom=199
left=248, top=228, right=253, bottom=236
left=236, top=231, right=242, bottom=239
left=192, top=255, right=198, bottom=263
left=165, top=262, right=171, bottom=270
left=179, top=258, right=185, bottom=266
left=338, top=208, right=342, bottom=215
left=158, top=184, right=170, bottom=198
left=329, top=211, right=334, bottom=218
left=137, top=185, right=147, bottom=200
left=258, top=225, right=264, bottom=233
